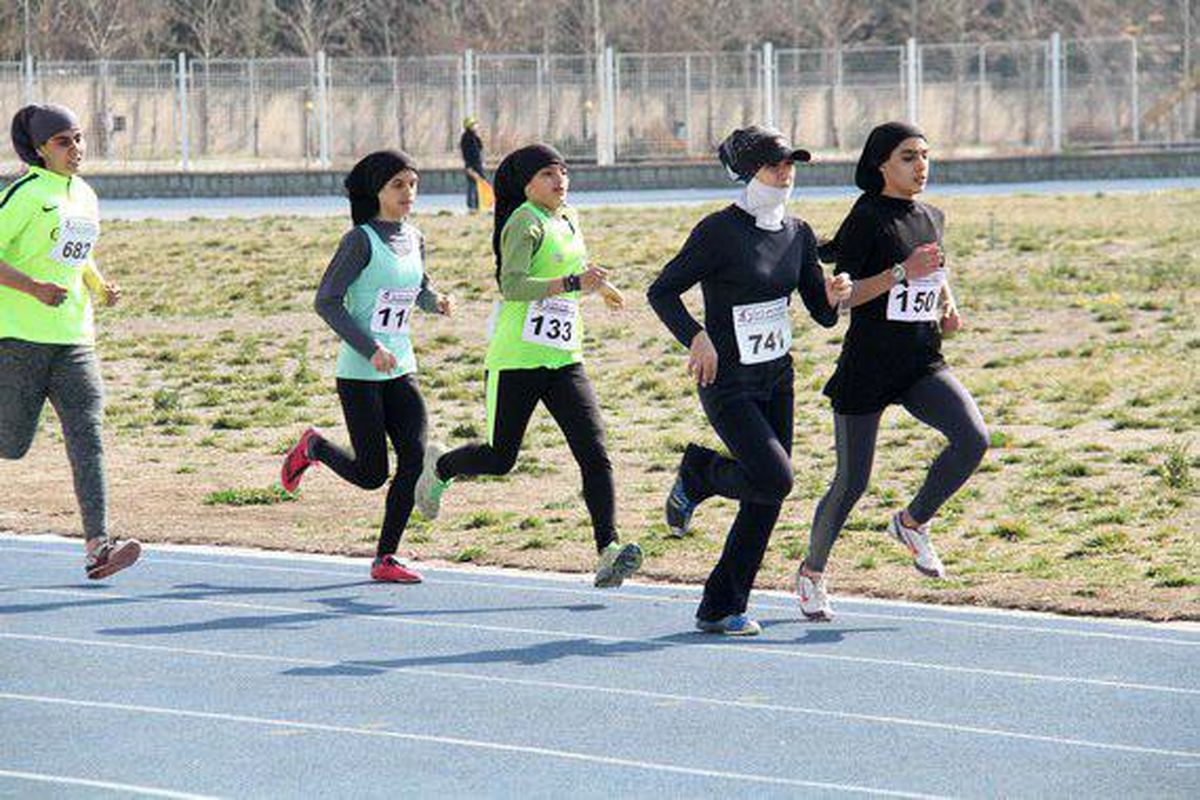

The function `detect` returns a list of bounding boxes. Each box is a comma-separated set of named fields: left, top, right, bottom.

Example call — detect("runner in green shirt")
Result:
left=0, top=103, right=139, bottom=579
left=414, top=143, right=641, bottom=588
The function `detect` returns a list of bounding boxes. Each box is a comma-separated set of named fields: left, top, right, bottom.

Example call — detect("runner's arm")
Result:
left=313, top=228, right=378, bottom=358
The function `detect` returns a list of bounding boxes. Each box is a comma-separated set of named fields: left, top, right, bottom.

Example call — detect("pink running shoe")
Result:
left=281, top=427, right=321, bottom=493
left=370, top=555, right=423, bottom=584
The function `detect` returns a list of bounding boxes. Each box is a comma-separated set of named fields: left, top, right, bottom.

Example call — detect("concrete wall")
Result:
left=5, top=149, right=1199, bottom=199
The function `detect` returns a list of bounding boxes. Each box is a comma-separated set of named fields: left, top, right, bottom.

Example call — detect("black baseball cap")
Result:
left=718, top=125, right=812, bottom=182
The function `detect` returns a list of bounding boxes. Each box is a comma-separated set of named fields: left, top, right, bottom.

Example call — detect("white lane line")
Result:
left=0, top=692, right=947, bottom=799
left=4, top=632, right=1197, bottom=760
left=7, top=586, right=1199, bottom=697
left=3, top=543, right=1197, bottom=646
left=0, top=768, right=219, bottom=799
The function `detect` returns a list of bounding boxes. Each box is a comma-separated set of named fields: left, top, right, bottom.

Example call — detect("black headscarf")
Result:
left=491, top=143, right=565, bottom=282
left=343, top=149, right=418, bottom=225
left=853, top=121, right=925, bottom=193
left=820, top=122, right=927, bottom=263
left=11, top=103, right=80, bottom=167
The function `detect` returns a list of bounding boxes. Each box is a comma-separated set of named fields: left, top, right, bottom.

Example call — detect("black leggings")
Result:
left=312, top=375, right=427, bottom=558
left=689, top=365, right=795, bottom=621
left=437, top=363, right=616, bottom=552
left=806, top=369, right=988, bottom=572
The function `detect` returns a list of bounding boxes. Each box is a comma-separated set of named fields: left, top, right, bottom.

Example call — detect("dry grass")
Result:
left=1, top=190, right=1196, bottom=620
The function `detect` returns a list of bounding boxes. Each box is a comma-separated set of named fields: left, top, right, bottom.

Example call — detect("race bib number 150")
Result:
left=887, top=270, right=945, bottom=323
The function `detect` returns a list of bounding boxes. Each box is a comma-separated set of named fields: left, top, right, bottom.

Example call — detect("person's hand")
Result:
left=371, top=344, right=398, bottom=374
left=437, top=294, right=456, bottom=316
left=903, top=243, right=941, bottom=280
left=102, top=281, right=122, bottom=307
left=32, top=280, right=68, bottom=306
left=578, top=265, right=608, bottom=293
left=941, top=304, right=963, bottom=335
left=688, top=330, right=718, bottom=387
left=824, top=272, right=852, bottom=309
left=598, top=280, right=624, bottom=310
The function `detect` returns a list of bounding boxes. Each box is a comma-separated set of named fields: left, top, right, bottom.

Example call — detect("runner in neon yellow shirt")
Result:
left=0, top=103, right=139, bottom=579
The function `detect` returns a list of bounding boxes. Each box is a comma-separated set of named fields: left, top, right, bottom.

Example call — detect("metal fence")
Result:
left=1, top=33, right=1196, bottom=173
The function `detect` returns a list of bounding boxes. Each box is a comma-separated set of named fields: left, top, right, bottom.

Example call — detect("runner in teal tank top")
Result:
left=281, top=150, right=455, bottom=584
left=0, top=103, right=140, bottom=580
left=414, top=143, right=642, bottom=588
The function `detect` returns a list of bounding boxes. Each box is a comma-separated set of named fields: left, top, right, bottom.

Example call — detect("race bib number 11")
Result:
left=733, top=296, right=792, bottom=365
left=370, top=288, right=419, bottom=334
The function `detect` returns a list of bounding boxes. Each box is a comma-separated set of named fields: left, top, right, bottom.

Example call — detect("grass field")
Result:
left=2, top=190, right=1196, bottom=620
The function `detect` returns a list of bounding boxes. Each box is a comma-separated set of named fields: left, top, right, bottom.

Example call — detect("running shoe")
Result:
left=414, top=443, right=451, bottom=520
left=795, top=563, right=834, bottom=621
left=594, top=541, right=643, bottom=588
left=370, top=555, right=423, bottom=583
left=888, top=511, right=946, bottom=578
left=281, top=427, right=321, bottom=493
left=85, top=538, right=141, bottom=580
left=695, top=613, right=761, bottom=636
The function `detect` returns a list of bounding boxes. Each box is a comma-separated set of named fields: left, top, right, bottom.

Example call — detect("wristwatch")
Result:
left=890, top=263, right=907, bottom=284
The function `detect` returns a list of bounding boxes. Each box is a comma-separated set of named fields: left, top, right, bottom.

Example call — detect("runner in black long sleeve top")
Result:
left=647, top=127, right=849, bottom=634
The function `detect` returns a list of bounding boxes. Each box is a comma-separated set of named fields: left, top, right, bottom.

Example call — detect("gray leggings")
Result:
left=806, top=370, right=987, bottom=573
left=0, top=339, right=108, bottom=542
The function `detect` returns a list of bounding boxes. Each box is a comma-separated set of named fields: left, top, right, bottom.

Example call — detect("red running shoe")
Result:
left=281, top=427, right=321, bottom=493
left=370, top=555, right=422, bottom=583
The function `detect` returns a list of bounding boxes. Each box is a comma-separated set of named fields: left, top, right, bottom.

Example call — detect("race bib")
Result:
left=49, top=217, right=99, bottom=268
left=732, top=296, right=792, bottom=365
left=522, top=296, right=578, bottom=350
left=887, top=270, right=945, bottom=323
left=370, top=287, right=419, bottom=334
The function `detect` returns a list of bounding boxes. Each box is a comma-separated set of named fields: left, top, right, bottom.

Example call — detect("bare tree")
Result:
left=271, top=0, right=365, bottom=57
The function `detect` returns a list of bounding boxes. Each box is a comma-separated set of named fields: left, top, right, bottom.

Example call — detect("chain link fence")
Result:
left=1, top=33, right=1196, bottom=173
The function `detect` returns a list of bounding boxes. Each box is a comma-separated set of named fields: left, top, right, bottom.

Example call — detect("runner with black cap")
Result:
left=647, top=125, right=852, bottom=635
left=414, top=143, right=641, bottom=589
left=795, top=121, right=989, bottom=621
left=0, top=103, right=139, bottom=579
left=280, top=149, right=455, bottom=584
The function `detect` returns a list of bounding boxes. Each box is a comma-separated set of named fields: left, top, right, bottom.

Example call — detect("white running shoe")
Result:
left=415, top=443, right=450, bottom=520
left=795, top=565, right=833, bottom=621
left=888, top=511, right=946, bottom=578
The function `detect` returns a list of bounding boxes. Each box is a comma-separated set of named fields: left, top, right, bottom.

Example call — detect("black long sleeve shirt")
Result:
left=647, top=205, right=837, bottom=390
left=823, top=193, right=947, bottom=413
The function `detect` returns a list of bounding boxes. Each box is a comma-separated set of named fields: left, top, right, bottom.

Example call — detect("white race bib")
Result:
left=522, top=296, right=578, bottom=350
left=370, top=287, right=419, bottom=334
left=887, top=270, right=945, bottom=323
left=732, top=296, right=793, bottom=365
left=49, top=217, right=99, bottom=268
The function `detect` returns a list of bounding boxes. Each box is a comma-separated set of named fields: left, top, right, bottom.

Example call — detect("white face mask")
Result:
left=735, top=177, right=792, bottom=230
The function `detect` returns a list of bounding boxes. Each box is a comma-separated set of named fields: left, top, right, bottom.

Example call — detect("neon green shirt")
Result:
left=485, top=202, right=586, bottom=371
left=0, top=166, right=100, bottom=345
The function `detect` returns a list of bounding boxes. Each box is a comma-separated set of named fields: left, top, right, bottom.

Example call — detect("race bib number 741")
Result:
left=732, top=296, right=792, bottom=365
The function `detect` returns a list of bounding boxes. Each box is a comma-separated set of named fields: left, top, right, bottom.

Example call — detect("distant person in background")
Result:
left=0, top=103, right=139, bottom=579
left=460, top=117, right=486, bottom=213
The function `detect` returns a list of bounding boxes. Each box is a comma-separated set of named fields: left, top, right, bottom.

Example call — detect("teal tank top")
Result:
left=335, top=224, right=424, bottom=381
